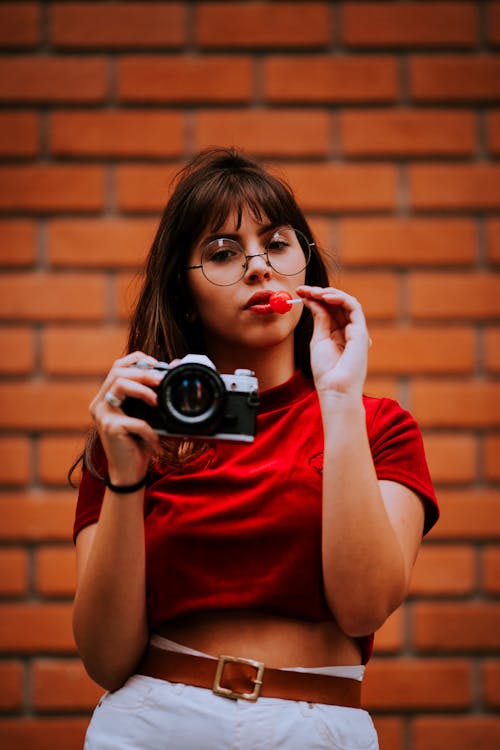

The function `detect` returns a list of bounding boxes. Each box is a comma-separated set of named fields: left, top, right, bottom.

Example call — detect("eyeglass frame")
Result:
left=185, top=226, right=314, bottom=287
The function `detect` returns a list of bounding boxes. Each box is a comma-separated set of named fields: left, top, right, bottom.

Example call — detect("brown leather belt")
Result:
left=137, top=646, right=362, bottom=707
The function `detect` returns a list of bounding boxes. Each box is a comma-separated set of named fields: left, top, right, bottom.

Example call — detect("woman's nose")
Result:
left=244, top=251, right=271, bottom=281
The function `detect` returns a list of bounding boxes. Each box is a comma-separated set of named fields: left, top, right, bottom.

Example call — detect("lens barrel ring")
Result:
left=158, top=362, right=226, bottom=431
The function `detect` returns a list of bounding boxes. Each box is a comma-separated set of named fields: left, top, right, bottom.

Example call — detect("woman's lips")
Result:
left=245, top=290, right=303, bottom=314
left=245, top=291, right=273, bottom=313
left=247, top=302, right=273, bottom=314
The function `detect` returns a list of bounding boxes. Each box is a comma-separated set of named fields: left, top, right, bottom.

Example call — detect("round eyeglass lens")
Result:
left=200, top=238, right=247, bottom=286
left=200, top=228, right=311, bottom=286
left=265, top=227, right=311, bottom=277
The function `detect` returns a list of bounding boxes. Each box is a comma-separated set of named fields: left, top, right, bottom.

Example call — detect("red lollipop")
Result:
left=269, top=290, right=294, bottom=314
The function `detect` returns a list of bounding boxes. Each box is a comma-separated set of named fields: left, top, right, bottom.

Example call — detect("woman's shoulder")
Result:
left=362, top=393, right=415, bottom=427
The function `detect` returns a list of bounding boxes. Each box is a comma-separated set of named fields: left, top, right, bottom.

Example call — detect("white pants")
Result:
left=84, top=639, right=379, bottom=750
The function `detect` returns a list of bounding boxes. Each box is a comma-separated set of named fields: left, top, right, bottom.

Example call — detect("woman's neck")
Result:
left=205, top=341, right=296, bottom=392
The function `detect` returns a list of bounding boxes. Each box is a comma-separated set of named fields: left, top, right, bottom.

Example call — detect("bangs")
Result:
left=184, top=170, right=301, bottom=245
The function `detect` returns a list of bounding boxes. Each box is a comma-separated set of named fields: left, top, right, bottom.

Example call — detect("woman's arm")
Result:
left=298, top=286, right=426, bottom=637
left=320, top=396, right=424, bottom=636
left=72, top=352, right=163, bottom=691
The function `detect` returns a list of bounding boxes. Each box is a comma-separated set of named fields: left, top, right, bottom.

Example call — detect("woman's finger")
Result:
left=98, top=414, right=162, bottom=454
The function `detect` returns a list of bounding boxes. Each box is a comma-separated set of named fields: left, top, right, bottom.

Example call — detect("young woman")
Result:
left=72, top=148, right=438, bottom=749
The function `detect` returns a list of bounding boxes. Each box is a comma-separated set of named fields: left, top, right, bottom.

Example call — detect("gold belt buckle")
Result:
left=212, top=655, right=265, bottom=701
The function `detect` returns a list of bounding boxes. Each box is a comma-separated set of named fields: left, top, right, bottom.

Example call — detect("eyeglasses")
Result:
left=186, top=227, right=313, bottom=287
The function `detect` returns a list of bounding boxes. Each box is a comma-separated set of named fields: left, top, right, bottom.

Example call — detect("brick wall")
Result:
left=0, top=2, right=499, bottom=748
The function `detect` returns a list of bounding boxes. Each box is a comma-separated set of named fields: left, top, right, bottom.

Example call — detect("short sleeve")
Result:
left=365, top=397, right=439, bottom=535
left=73, top=439, right=107, bottom=542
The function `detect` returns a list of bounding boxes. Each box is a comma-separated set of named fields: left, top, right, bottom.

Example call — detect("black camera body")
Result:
left=122, top=355, right=259, bottom=443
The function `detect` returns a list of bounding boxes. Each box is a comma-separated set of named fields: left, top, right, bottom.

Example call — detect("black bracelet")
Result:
left=104, top=473, right=148, bottom=494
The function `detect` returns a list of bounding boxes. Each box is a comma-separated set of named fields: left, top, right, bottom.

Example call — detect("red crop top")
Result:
left=74, top=370, right=439, bottom=664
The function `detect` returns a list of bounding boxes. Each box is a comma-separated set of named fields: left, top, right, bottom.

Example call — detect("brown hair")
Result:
left=70, top=148, right=331, bottom=482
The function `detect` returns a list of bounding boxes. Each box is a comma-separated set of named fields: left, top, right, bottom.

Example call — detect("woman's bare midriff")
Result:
left=156, top=611, right=362, bottom=668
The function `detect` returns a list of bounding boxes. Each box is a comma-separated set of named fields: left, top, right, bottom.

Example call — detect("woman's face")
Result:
left=186, top=208, right=307, bottom=368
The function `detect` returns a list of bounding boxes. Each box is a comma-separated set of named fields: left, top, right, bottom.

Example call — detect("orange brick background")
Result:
left=0, top=2, right=499, bottom=748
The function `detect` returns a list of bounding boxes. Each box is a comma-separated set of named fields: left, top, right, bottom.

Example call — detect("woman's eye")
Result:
left=267, top=240, right=288, bottom=253
left=208, top=248, right=238, bottom=263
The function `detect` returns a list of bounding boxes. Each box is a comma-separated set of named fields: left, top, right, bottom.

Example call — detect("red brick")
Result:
left=0, top=382, right=97, bottom=430
left=116, top=164, right=180, bottom=212
left=482, top=660, right=500, bottom=708
left=196, top=109, right=330, bottom=157
left=483, top=546, right=500, bottom=594
left=0, top=111, right=39, bottom=156
left=485, top=435, right=500, bottom=481
left=0, top=166, right=104, bottom=213
left=411, top=55, right=500, bottom=101
left=410, top=164, right=500, bottom=210
left=338, top=217, right=475, bottom=267
left=486, top=110, right=500, bottom=154
left=51, top=2, right=185, bottom=48
left=306, top=217, right=332, bottom=254
left=413, top=602, right=500, bottom=651
left=413, top=716, right=500, bottom=750
left=0, top=603, right=74, bottom=652
left=0, top=435, right=31, bottom=484
left=50, top=111, right=184, bottom=157
left=371, top=718, right=403, bottom=750
left=117, top=271, right=144, bottom=320
left=364, top=659, right=471, bottom=710
left=487, top=1, right=500, bottom=45
left=0, top=327, right=35, bottom=373
left=42, top=325, right=127, bottom=375
left=343, top=2, right=477, bottom=47
left=411, top=380, right=500, bottom=428
left=486, top=218, right=500, bottom=262
left=33, top=659, right=101, bottom=710
left=0, top=661, right=23, bottom=710
left=35, top=546, right=76, bottom=597
left=118, top=56, right=252, bottom=103
left=485, top=328, right=500, bottom=373
left=363, top=377, right=399, bottom=402
left=0, top=491, right=78, bottom=542
left=264, top=56, right=398, bottom=103
left=367, top=326, right=474, bottom=375
left=47, top=217, right=155, bottom=268
left=0, top=273, right=106, bottom=321
left=0, top=3, right=40, bottom=47
left=428, top=489, right=500, bottom=541
left=0, top=548, right=28, bottom=596
left=0, top=56, right=107, bottom=103
left=274, top=163, right=397, bottom=212
left=0, top=220, right=36, bottom=267
left=0, top=718, right=88, bottom=750
left=423, top=433, right=476, bottom=484
left=340, top=109, right=475, bottom=156
left=197, top=2, right=330, bottom=47
left=410, top=544, right=475, bottom=595
left=332, top=271, right=398, bottom=320
left=38, top=435, right=84, bottom=486
left=373, top=607, right=404, bottom=653
left=409, top=272, right=500, bottom=319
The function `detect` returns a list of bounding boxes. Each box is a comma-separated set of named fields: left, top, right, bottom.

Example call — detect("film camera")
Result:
left=122, top=355, right=259, bottom=443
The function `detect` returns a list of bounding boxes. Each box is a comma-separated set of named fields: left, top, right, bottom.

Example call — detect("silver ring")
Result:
left=104, top=391, right=122, bottom=408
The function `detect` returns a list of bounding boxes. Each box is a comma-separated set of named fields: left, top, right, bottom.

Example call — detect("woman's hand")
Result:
left=296, top=286, right=371, bottom=399
left=89, top=351, right=164, bottom=484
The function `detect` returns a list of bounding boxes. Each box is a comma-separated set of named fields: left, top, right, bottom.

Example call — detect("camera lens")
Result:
left=170, top=374, right=212, bottom=417
left=158, top=363, right=224, bottom=432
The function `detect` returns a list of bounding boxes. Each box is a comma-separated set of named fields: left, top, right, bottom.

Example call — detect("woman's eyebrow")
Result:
left=201, top=223, right=280, bottom=244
